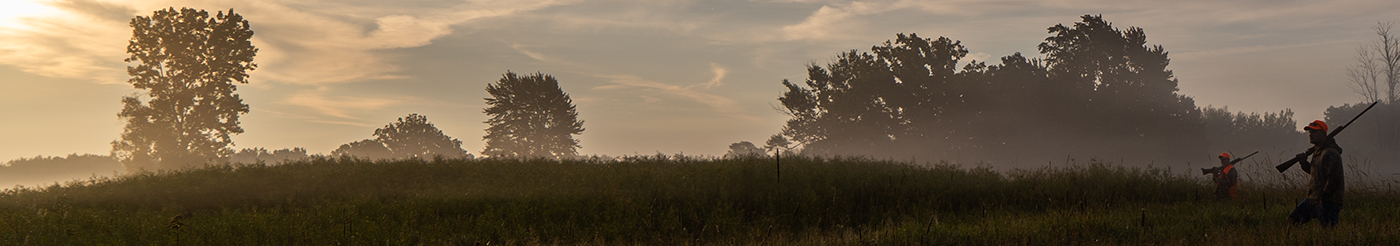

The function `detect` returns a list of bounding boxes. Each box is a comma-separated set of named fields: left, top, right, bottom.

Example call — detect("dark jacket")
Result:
left=1301, top=140, right=1344, bottom=205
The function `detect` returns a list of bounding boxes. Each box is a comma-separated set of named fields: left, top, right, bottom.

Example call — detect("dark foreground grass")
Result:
left=0, top=155, right=1395, bottom=245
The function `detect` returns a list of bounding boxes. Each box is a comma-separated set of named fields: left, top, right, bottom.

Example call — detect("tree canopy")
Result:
left=724, top=141, right=768, bottom=158
left=482, top=71, right=585, bottom=159
left=333, top=113, right=468, bottom=160
left=111, top=7, right=257, bottom=171
left=777, top=15, right=1267, bottom=166
left=376, top=113, right=469, bottom=159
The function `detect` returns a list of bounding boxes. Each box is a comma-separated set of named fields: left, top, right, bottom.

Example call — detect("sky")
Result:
left=0, top=0, right=1396, bottom=163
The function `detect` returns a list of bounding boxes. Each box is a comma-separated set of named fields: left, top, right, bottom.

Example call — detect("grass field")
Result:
left=0, top=155, right=1396, bottom=245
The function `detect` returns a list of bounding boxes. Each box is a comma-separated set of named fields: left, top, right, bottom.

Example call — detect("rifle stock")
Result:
left=1276, top=101, right=1379, bottom=173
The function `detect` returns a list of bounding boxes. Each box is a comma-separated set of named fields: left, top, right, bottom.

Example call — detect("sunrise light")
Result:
left=0, top=0, right=61, bottom=29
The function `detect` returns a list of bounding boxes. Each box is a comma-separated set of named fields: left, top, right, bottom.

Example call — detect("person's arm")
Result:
left=1296, top=152, right=1313, bottom=174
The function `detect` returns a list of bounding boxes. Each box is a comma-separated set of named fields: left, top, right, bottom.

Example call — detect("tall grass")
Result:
left=0, top=155, right=1394, bottom=244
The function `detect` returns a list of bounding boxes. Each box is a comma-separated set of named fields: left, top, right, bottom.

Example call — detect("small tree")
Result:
left=482, top=71, right=585, bottom=159
left=331, top=140, right=393, bottom=160
left=724, top=141, right=768, bottom=158
left=111, top=7, right=257, bottom=171
left=763, top=134, right=792, bottom=154
left=374, top=113, right=468, bottom=159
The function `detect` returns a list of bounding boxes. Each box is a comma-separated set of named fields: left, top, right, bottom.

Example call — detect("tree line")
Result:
left=765, top=15, right=1345, bottom=167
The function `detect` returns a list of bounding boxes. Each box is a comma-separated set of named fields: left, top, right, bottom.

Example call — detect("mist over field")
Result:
left=1, top=1, right=1400, bottom=243
left=1, top=0, right=1398, bottom=188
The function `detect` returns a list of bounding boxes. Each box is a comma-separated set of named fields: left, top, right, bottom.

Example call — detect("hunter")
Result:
left=1288, top=120, right=1345, bottom=227
left=1212, top=152, right=1239, bottom=200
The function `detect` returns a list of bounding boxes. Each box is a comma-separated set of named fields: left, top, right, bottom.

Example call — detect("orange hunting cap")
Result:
left=1304, top=120, right=1328, bottom=132
left=1219, top=152, right=1230, bottom=159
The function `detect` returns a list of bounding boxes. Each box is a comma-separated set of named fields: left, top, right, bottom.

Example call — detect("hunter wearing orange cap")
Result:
left=1288, top=120, right=1345, bottom=227
left=1211, top=152, right=1239, bottom=199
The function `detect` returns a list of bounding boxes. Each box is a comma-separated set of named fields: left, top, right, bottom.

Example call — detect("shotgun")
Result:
left=1202, top=151, right=1258, bottom=175
left=1275, top=101, right=1380, bottom=173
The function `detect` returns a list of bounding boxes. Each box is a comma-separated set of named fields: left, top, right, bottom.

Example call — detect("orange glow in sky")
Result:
left=0, top=0, right=59, bottom=29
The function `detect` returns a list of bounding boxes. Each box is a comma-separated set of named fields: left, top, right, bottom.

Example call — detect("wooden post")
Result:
left=1140, top=208, right=1147, bottom=230
left=775, top=149, right=781, bottom=183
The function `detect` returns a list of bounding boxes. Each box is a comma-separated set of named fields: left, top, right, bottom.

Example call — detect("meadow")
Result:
left=0, top=155, right=1396, bottom=245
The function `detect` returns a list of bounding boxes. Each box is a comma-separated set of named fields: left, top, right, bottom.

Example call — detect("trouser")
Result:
left=1288, top=198, right=1341, bottom=227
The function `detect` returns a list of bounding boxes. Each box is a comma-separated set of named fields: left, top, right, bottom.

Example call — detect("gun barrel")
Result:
left=1230, top=151, right=1260, bottom=164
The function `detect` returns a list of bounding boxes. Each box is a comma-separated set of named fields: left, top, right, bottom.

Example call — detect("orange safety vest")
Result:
left=1222, top=165, right=1238, bottom=199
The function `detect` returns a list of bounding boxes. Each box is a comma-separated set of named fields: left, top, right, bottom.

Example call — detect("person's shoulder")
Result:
left=1320, top=146, right=1343, bottom=162
left=1322, top=146, right=1343, bottom=156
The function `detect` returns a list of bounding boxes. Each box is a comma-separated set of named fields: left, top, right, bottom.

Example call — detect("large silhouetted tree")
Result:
left=779, top=33, right=967, bottom=156
left=1039, top=15, right=1198, bottom=128
left=482, top=72, right=585, bottom=158
left=1037, top=14, right=1203, bottom=161
left=111, top=8, right=257, bottom=171
left=779, top=51, right=899, bottom=156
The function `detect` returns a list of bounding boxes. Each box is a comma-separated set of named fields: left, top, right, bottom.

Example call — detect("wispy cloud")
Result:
left=281, top=89, right=398, bottom=121
left=512, top=43, right=555, bottom=62
left=0, top=0, right=132, bottom=84
left=591, top=72, right=760, bottom=122
left=254, top=107, right=379, bottom=128
left=702, top=63, right=726, bottom=89
left=235, top=0, right=571, bottom=85
left=779, top=0, right=968, bottom=42
left=781, top=5, right=858, bottom=41
left=0, top=0, right=571, bottom=86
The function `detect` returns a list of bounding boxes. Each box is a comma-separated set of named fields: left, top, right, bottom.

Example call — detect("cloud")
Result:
left=781, top=5, right=857, bottom=41
left=0, top=0, right=570, bottom=86
left=965, top=52, right=992, bottom=63
left=240, top=0, right=570, bottom=85
left=364, top=15, right=453, bottom=49
left=778, top=0, right=991, bottom=42
left=253, top=107, right=379, bottom=128
left=0, top=0, right=132, bottom=84
left=281, top=89, right=398, bottom=121
left=591, top=72, right=760, bottom=122
left=512, top=43, right=555, bottom=62
left=703, top=63, right=727, bottom=88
